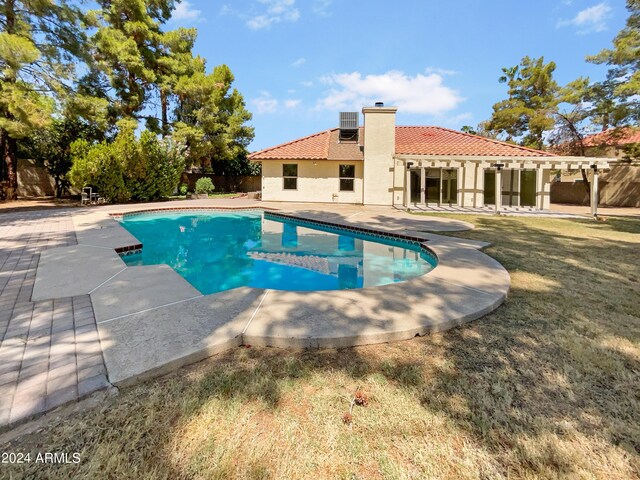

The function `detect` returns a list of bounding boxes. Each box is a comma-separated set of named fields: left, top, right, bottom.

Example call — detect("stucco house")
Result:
left=249, top=104, right=609, bottom=212
left=582, top=127, right=640, bottom=159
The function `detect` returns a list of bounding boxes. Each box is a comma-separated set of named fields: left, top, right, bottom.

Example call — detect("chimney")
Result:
left=362, top=104, right=397, bottom=205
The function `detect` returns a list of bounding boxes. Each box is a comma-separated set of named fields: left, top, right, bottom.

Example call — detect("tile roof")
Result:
left=249, top=125, right=555, bottom=160
left=327, top=129, right=364, bottom=161
left=395, top=126, right=555, bottom=157
left=583, top=127, right=640, bottom=147
left=248, top=129, right=333, bottom=160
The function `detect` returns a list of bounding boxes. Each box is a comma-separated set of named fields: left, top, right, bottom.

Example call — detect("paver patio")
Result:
left=0, top=210, right=110, bottom=429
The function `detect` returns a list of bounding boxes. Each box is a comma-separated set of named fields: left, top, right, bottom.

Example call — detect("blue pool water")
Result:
left=119, top=211, right=437, bottom=294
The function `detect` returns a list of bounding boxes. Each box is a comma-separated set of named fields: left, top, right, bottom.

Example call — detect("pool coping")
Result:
left=32, top=206, right=510, bottom=387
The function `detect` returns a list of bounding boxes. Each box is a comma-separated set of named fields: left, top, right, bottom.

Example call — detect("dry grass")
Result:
left=2, top=215, right=639, bottom=479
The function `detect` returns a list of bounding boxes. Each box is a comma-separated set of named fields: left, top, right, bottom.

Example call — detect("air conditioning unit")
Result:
left=339, top=112, right=359, bottom=130
left=339, top=112, right=359, bottom=142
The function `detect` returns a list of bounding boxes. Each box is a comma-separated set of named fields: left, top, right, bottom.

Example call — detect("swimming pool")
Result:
left=119, top=211, right=437, bottom=294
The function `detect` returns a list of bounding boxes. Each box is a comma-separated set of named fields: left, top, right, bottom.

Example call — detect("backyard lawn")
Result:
left=1, top=214, right=638, bottom=479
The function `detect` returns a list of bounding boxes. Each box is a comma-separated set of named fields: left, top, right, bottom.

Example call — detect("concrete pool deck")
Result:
left=1, top=199, right=509, bottom=428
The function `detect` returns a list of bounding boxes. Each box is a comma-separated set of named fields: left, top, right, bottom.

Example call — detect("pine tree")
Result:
left=0, top=0, right=87, bottom=199
left=487, top=56, right=560, bottom=150
left=90, top=0, right=177, bottom=122
left=173, top=64, right=254, bottom=166
left=153, top=27, right=199, bottom=136
left=587, top=0, right=640, bottom=103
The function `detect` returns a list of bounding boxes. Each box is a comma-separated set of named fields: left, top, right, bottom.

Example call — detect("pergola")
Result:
left=398, top=155, right=610, bottom=216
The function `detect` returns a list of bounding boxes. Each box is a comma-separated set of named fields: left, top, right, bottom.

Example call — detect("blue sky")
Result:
left=167, top=0, right=627, bottom=151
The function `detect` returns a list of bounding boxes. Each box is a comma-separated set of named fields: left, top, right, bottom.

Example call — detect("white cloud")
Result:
left=292, top=57, right=306, bottom=68
left=425, top=66, right=458, bottom=76
left=557, top=2, right=612, bottom=33
left=252, top=92, right=278, bottom=114
left=251, top=93, right=301, bottom=113
left=313, top=0, right=333, bottom=16
left=247, top=0, right=300, bottom=30
left=284, top=99, right=301, bottom=108
left=316, top=70, right=464, bottom=115
left=301, top=80, right=314, bottom=87
left=172, top=1, right=202, bottom=21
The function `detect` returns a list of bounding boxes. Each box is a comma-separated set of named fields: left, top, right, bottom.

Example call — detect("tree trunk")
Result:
left=5, top=0, right=15, bottom=33
left=1, top=0, right=18, bottom=200
left=580, top=168, right=591, bottom=197
left=575, top=131, right=591, bottom=197
left=557, top=112, right=591, bottom=196
left=0, top=129, right=4, bottom=178
left=161, top=90, right=168, bottom=137
left=2, top=130, right=18, bottom=200
left=54, top=176, right=62, bottom=199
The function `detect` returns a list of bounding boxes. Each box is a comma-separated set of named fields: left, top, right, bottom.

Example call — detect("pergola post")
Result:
left=420, top=168, right=426, bottom=204
left=590, top=165, right=599, bottom=217
left=404, top=162, right=413, bottom=208
left=494, top=164, right=504, bottom=213
left=535, top=167, right=544, bottom=210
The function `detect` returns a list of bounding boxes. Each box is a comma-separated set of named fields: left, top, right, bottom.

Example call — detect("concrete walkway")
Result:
left=1, top=199, right=509, bottom=429
left=409, top=203, right=640, bottom=218
left=549, top=204, right=640, bottom=218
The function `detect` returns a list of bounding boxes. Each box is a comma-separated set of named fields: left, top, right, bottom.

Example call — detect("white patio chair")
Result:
left=81, top=187, right=92, bottom=205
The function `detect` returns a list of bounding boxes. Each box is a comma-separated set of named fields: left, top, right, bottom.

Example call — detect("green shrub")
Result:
left=69, top=127, right=186, bottom=203
left=118, top=128, right=149, bottom=201
left=95, top=149, right=130, bottom=203
left=148, top=136, right=186, bottom=198
left=69, top=139, right=129, bottom=202
left=68, top=139, right=96, bottom=189
left=178, top=183, right=189, bottom=195
left=195, top=177, right=215, bottom=195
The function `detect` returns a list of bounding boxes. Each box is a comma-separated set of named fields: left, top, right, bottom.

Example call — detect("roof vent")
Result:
left=374, top=101, right=384, bottom=107
left=339, top=112, right=359, bottom=143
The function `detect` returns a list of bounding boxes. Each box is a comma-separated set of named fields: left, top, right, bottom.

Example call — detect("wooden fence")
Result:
left=180, top=173, right=261, bottom=193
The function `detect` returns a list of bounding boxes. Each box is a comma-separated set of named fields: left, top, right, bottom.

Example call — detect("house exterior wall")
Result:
left=256, top=105, right=606, bottom=209
left=459, top=163, right=484, bottom=207
left=261, top=160, right=364, bottom=203
left=404, top=163, right=556, bottom=209
left=585, top=145, right=627, bottom=159
left=362, top=106, right=397, bottom=205
left=501, top=169, right=521, bottom=207
left=392, top=159, right=406, bottom=206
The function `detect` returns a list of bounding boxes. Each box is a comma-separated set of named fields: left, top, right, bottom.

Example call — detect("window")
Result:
left=283, top=164, right=298, bottom=190
left=339, top=164, right=355, bottom=191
